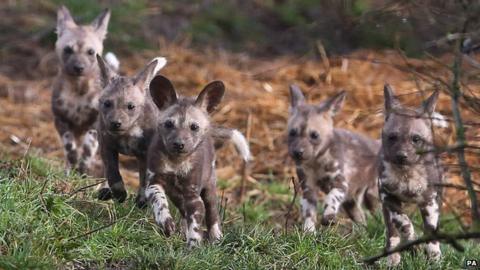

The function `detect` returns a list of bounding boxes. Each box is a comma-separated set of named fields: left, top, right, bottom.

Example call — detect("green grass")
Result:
left=0, top=156, right=478, bottom=269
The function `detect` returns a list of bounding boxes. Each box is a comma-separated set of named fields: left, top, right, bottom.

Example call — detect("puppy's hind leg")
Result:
left=343, top=199, right=366, bottom=225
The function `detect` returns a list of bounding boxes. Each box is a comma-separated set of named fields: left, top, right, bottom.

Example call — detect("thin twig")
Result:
left=38, top=178, right=50, bottom=213
left=68, top=179, right=107, bottom=198
left=363, top=232, right=480, bottom=265
left=284, top=177, right=299, bottom=234
left=65, top=216, right=126, bottom=242
left=65, top=205, right=136, bottom=242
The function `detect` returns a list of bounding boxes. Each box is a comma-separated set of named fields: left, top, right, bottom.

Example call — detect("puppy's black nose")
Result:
left=395, top=152, right=408, bottom=164
left=110, top=121, right=122, bottom=130
left=293, top=149, right=304, bottom=160
left=73, top=65, right=84, bottom=74
left=173, top=142, right=185, bottom=150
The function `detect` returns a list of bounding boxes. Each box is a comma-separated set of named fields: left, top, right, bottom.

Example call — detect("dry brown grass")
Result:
left=0, top=41, right=478, bottom=224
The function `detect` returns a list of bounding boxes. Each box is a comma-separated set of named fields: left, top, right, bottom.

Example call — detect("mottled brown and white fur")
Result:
left=379, top=84, right=444, bottom=266
left=146, top=76, right=250, bottom=247
left=95, top=56, right=166, bottom=206
left=287, top=85, right=380, bottom=231
left=96, top=59, right=251, bottom=209
left=51, top=6, right=113, bottom=176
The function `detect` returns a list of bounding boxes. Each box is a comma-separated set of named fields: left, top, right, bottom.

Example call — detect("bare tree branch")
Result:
left=451, top=34, right=480, bottom=227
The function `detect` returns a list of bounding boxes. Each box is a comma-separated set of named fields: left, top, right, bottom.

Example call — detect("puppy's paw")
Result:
left=162, top=217, right=176, bottom=237
left=135, top=194, right=148, bottom=209
left=187, top=237, right=201, bottom=249
left=111, top=188, right=127, bottom=203
left=426, top=242, right=441, bottom=262
left=386, top=253, right=401, bottom=267
left=321, top=214, right=336, bottom=226
left=97, top=188, right=113, bottom=200
left=208, top=223, right=223, bottom=242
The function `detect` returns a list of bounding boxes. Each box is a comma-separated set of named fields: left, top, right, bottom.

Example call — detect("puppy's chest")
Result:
left=159, top=159, right=194, bottom=178
left=304, top=156, right=342, bottom=192
left=380, top=162, right=429, bottom=202
left=55, top=89, right=99, bottom=125
left=116, top=128, right=147, bottom=157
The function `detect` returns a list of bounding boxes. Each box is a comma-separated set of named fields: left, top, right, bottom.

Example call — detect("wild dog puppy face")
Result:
left=149, top=76, right=225, bottom=159
left=55, top=6, right=110, bottom=77
left=382, top=85, right=439, bottom=166
left=287, top=85, right=346, bottom=163
left=97, top=56, right=160, bottom=135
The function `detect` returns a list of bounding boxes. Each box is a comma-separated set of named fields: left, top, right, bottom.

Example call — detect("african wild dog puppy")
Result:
left=146, top=76, right=250, bottom=247
left=96, top=58, right=251, bottom=208
left=379, top=84, right=443, bottom=266
left=52, top=6, right=115, bottom=176
left=288, top=85, right=380, bottom=231
left=95, top=55, right=166, bottom=207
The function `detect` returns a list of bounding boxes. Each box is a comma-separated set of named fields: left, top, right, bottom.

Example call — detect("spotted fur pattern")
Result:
left=288, top=85, right=380, bottom=231
left=146, top=76, right=240, bottom=247
left=96, top=55, right=163, bottom=206
left=379, top=84, right=443, bottom=266
left=52, top=6, right=111, bottom=177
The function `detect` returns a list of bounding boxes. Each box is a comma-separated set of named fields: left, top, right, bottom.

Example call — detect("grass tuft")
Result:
left=0, top=155, right=478, bottom=269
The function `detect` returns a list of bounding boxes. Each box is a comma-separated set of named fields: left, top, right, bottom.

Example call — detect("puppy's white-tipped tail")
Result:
left=432, top=112, right=449, bottom=128
left=151, top=57, right=167, bottom=75
left=104, top=52, right=120, bottom=71
left=231, top=129, right=252, bottom=162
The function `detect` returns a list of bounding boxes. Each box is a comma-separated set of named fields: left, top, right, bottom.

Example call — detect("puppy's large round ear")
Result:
left=149, top=75, right=177, bottom=110
left=195, top=81, right=225, bottom=113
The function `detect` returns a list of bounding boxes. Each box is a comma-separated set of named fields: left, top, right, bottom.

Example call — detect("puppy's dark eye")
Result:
left=64, top=46, right=73, bottom=54
left=164, top=120, right=174, bottom=129
left=103, top=100, right=112, bottom=108
left=87, top=48, right=95, bottom=55
left=387, top=134, right=398, bottom=142
left=127, top=103, right=135, bottom=110
left=310, top=131, right=319, bottom=140
left=190, top=123, right=199, bottom=131
left=289, top=129, right=297, bottom=137
left=411, top=134, right=423, bottom=144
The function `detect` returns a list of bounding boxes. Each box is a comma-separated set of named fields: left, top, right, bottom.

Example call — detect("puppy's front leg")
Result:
left=78, top=129, right=99, bottom=176
left=184, top=188, right=205, bottom=248
left=99, top=144, right=127, bottom=202
left=135, top=159, right=148, bottom=209
left=381, top=191, right=402, bottom=267
left=420, top=192, right=441, bottom=261
left=202, top=180, right=222, bottom=241
left=146, top=180, right=175, bottom=236
left=298, top=167, right=317, bottom=232
left=55, top=119, right=78, bottom=174
left=321, top=174, right=348, bottom=225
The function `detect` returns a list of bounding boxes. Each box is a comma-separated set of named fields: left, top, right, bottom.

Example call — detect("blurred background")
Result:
left=1, top=0, right=479, bottom=227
